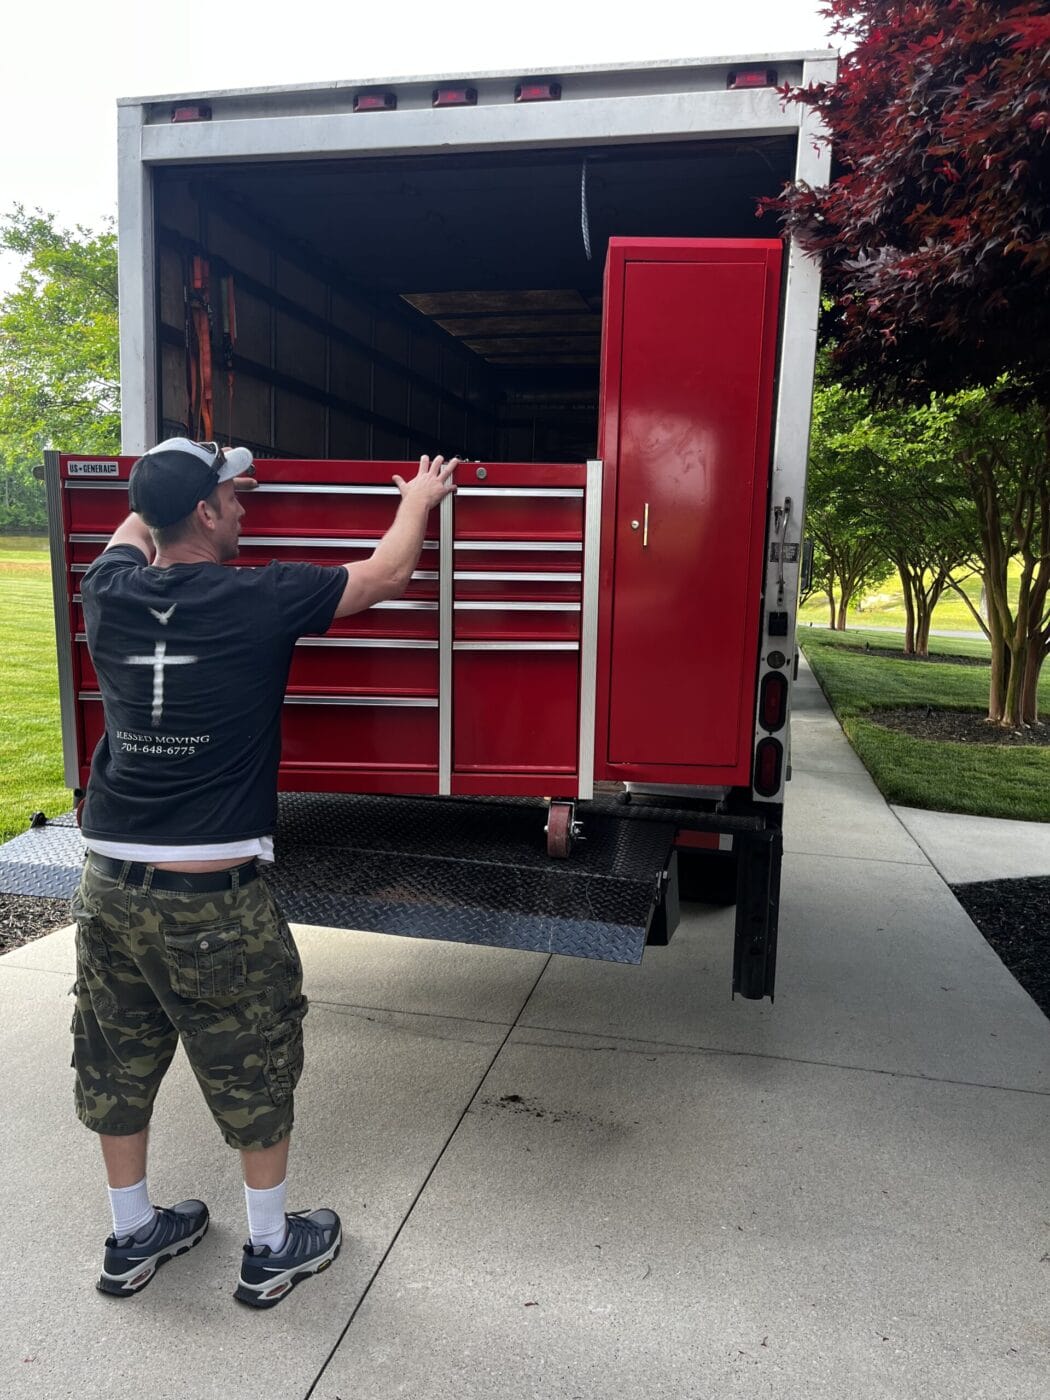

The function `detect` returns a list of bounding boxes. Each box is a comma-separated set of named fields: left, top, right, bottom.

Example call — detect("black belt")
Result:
left=87, top=854, right=260, bottom=892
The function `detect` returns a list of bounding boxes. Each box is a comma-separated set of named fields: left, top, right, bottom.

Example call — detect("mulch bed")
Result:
left=867, top=708, right=1050, bottom=746
left=0, top=896, right=71, bottom=955
left=952, top=878, right=1050, bottom=1020
left=839, top=644, right=990, bottom=668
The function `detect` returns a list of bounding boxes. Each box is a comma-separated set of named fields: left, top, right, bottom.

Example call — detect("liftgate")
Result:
left=28, top=240, right=784, bottom=983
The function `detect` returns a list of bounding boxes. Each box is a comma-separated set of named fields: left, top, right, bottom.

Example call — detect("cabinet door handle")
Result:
left=643, top=502, right=649, bottom=549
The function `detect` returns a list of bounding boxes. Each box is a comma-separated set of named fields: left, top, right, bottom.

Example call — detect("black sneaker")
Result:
left=97, top=1200, right=209, bottom=1297
left=234, top=1209, right=342, bottom=1309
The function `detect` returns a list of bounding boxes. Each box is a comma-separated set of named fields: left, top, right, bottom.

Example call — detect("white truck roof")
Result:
left=118, top=52, right=835, bottom=107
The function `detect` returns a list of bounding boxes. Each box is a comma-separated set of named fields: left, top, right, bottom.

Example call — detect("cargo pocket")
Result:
left=74, top=915, right=111, bottom=972
left=163, top=922, right=247, bottom=1000
left=275, top=915, right=303, bottom=980
left=262, top=1001, right=307, bottom=1106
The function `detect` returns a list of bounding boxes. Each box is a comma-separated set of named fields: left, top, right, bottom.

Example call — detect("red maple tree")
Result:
left=768, top=2, right=1050, bottom=727
left=770, top=0, right=1050, bottom=403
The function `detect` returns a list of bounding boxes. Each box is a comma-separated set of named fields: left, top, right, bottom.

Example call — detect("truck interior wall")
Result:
left=157, top=177, right=499, bottom=459
left=154, top=137, right=795, bottom=461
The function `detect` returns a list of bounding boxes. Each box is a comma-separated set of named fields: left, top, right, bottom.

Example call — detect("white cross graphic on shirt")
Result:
left=125, top=642, right=198, bottom=725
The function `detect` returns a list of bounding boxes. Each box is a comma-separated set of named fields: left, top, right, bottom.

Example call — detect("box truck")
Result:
left=40, top=53, right=835, bottom=997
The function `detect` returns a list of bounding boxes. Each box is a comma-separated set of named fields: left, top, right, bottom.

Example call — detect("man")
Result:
left=72, top=437, right=457, bottom=1307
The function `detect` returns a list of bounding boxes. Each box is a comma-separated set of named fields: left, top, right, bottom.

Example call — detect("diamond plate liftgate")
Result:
left=0, top=793, right=677, bottom=964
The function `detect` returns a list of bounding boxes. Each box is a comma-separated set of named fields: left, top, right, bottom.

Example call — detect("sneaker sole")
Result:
left=233, top=1230, right=342, bottom=1309
left=97, top=1218, right=209, bottom=1298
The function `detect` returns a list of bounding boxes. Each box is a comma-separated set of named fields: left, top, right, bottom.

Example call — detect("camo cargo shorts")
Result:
left=70, top=857, right=307, bottom=1152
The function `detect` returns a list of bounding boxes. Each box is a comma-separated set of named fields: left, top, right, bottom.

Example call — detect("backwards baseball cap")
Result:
left=128, top=437, right=255, bottom=528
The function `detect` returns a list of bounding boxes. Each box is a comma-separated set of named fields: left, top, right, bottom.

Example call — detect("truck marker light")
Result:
left=433, top=87, right=478, bottom=108
left=759, top=672, right=788, bottom=732
left=515, top=82, right=561, bottom=103
left=754, top=738, right=783, bottom=797
left=727, top=69, right=777, bottom=90
left=171, top=105, right=212, bottom=123
left=354, top=93, right=397, bottom=112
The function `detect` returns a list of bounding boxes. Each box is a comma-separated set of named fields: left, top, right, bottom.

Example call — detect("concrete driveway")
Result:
left=2, top=662, right=1047, bottom=1400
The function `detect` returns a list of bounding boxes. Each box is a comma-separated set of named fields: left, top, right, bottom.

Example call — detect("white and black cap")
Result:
left=128, top=438, right=255, bottom=527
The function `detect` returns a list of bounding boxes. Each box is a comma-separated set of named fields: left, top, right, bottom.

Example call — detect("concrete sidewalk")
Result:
left=2, top=662, right=1047, bottom=1400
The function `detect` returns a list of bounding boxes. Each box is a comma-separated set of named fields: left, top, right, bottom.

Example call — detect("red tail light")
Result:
left=759, top=672, right=788, bottom=732
left=727, top=68, right=777, bottom=90
left=354, top=93, right=397, bottom=112
left=433, top=86, right=478, bottom=107
left=754, top=738, right=783, bottom=797
left=171, top=105, right=212, bottom=123
left=515, top=82, right=561, bottom=103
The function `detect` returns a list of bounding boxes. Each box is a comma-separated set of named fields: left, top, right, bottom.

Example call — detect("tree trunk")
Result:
left=1020, top=635, right=1047, bottom=726
left=835, top=597, right=850, bottom=630
left=1003, top=632, right=1028, bottom=729
left=897, top=560, right=916, bottom=655
left=915, top=576, right=947, bottom=658
left=914, top=590, right=932, bottom=658
left=985, top=605, right=1010, bottom=724
left=825, top=589, right=836, bottom=628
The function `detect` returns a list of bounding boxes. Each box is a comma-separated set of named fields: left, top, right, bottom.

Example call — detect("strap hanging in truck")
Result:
left=185, top=255, right=215, bottom=440
left=220, top=273, right=237, bottom=442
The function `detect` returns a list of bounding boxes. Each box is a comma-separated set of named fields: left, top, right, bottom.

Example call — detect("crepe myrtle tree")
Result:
left=767, top=1, right=1050, bottom=724
left=830, top=390, right=983, bottom=658
left=806, top=374, right=891, bottom=629
left=928, top=388, right=1050, bottom=726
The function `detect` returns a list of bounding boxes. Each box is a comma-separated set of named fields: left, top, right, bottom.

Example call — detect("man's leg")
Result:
left=241, top=1135, right=291, bottom=1251
left=241, top=1135, right=289, bottom=1190
left=100, top=1129, right=149, bottom=1188
left=73, top=865, right=206, bottom=1294
left=100, top=1129, right=156, bottom=1238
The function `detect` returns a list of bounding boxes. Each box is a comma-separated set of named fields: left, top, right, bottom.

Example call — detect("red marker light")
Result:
left=727, top=68, right=777, bottom=90
left=754, top=738, right=783, bottom=797
left=171, top=104, right=212, bottom=123
left=354, top=93, right=397, bottom=113
left=515, top=81, right=561, bottom=103
left=759, top=672, right=788, bottom=732
left=433, top=86, right=478, bottom=108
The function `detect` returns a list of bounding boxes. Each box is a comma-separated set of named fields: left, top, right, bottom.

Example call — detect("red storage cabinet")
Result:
left=595, top=238, right=782, bottom=786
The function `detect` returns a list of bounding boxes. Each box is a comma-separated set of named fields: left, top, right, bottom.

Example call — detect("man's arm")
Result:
left=335, top=455, right=458, bottom=618
left=105, top=514, right=155, bottom=560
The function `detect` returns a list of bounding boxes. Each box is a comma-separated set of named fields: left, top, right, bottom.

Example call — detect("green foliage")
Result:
left=801, top=627, right=1050, bottom=821
left=0, top=206, right=120, bottom=529
left=0, top=541, right=70, bottom=841
left=806, top=361, right=891, bottom=623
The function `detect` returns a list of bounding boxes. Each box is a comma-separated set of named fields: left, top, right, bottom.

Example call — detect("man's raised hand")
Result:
left=392, top=455, right=460, bottom=510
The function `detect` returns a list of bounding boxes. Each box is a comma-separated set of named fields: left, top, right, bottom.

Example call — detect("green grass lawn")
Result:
left=799, top=627, right=1050, bottom=822
left=0, top=539, right=71, bottom=842
left=798, top=560, right=1024, bottom=633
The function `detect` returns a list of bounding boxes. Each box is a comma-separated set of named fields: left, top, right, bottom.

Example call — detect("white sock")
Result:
left=245, top=1180, right=288, bottom=1252
left=108, top=1177, right=156, bottom=1239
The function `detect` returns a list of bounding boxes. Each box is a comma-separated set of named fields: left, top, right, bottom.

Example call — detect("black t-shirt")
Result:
left=80, top=546, right=347, bottom=845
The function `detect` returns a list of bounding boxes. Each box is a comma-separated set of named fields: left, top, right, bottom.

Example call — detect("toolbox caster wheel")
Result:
left=545, top=801, right=581, bottom=859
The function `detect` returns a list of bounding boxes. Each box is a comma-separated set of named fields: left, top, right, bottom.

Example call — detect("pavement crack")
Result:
left=513, top=1025, right=1050, bottom=1098
left=310, top=995, right=514, bottom=1032
left=303, top=954, right=554, bottom=1400
left=310, top=1000, right=507, bottom=1047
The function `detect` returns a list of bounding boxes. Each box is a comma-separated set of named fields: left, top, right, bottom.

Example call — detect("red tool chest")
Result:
left=58, top=238, right=781, bottom=805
